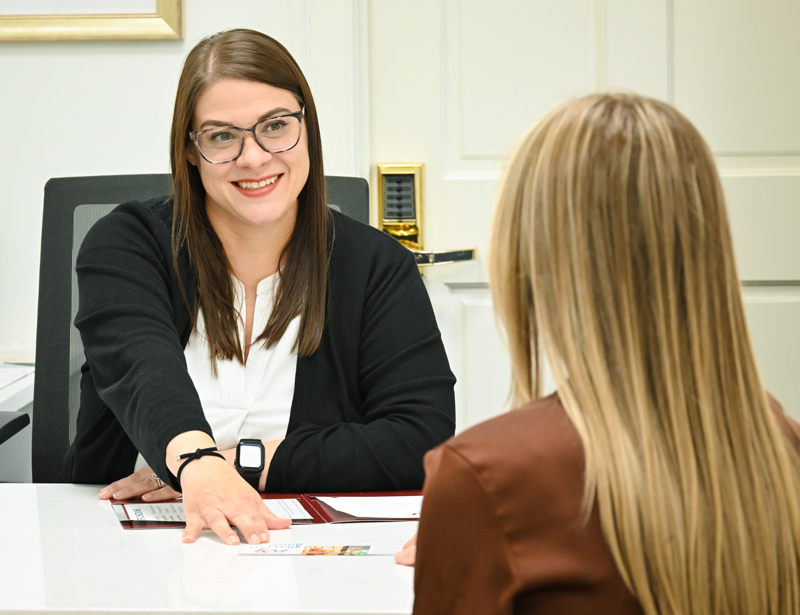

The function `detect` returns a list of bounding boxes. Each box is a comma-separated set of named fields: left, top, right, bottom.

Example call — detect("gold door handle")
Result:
left=410, top=248, right=477, bottom=267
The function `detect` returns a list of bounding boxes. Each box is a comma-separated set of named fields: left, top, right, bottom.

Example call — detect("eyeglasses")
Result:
left=189, top=108, right=305, bottom=163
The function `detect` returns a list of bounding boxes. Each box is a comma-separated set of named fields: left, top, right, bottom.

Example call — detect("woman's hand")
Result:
left=99, top=465, right=180, bottom=501
left=178, top=454, right=291, bottom=545
left=394, top=533, right=417, bottom=566
left=164, top=431, right=290, bottom=545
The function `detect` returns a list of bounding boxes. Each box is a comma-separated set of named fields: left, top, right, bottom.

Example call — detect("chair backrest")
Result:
left=32, top=173, right=369, bottom=483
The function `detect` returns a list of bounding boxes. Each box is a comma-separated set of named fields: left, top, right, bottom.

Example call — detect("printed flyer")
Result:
left=240, top=542, right=404, bottom=556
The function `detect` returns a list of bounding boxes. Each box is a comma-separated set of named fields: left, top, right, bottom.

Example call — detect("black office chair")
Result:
left=30, top=173, right=369, bottom=483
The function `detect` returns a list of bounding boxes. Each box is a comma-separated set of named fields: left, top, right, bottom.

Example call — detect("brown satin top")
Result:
left=412, top=393, right=800, bottom=615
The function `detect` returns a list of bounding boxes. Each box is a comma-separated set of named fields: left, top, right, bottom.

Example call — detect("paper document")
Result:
left=0, top=364, right=34, bottom=390
left=122, top=502, right=185, bottom=523
left=240, top=542, right=404, bottom=556
left=316, top=496, right=422, bottom=519
left=262, top=498, right=313, bottom=520
left=122, top=499, right=312, bottom=523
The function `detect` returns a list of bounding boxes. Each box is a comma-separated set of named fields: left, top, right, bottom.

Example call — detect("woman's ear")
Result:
left=186, top=146, right=198, bottom=167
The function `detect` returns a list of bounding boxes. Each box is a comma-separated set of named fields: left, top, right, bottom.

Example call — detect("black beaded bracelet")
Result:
left=175, top=446, right=226, bottom=489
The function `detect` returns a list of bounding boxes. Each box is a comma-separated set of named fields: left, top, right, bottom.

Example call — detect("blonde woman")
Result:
left=400, top=93, right=800, bottom=614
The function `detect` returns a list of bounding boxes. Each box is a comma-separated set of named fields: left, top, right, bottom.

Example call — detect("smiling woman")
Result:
left=188, top=80, right=309, bottom=252
left=58, top=29, right=456, bottom=547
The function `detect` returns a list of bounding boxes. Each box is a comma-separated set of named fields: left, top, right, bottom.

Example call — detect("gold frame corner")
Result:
left=0, top=0, right=183, bottom=42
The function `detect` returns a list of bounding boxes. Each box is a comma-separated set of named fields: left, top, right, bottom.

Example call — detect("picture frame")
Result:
left=0, top=0, right=182, bottom=41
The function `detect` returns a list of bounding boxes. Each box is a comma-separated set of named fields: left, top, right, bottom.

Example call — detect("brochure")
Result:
left=240, top=542, right=405, bottom=556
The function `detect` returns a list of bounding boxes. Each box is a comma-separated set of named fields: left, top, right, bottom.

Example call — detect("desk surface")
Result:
left=0, top=484, right=418, bottom=614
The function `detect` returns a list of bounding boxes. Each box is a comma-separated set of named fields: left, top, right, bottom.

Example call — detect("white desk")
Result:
left=0, top=484, right=418, bottom=614
left=0, top=366, right=34, bottom=482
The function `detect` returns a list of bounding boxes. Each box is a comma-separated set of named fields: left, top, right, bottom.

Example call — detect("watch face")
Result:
left=239, top=443, right=263, bottom=469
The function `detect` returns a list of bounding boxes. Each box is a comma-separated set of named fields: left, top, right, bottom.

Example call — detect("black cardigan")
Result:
left=59, top=197, right=456, bottom=492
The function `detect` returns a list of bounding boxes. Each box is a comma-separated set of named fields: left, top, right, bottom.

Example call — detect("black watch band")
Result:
left=235, top=438, right=265, bottom=490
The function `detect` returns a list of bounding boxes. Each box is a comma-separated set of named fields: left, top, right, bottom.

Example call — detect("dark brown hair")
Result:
left=169, top=29, right=330, bottom=364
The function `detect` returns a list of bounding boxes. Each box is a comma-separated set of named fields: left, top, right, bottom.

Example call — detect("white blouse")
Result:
left=134, top=273, right=298, bottom=471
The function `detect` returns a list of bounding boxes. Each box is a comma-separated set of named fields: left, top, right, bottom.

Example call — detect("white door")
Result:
left=308, top=0, right=800, bottom=426
left=362, top=0, right=800, bottom=429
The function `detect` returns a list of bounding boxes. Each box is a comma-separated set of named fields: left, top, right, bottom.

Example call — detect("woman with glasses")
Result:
left=398, top=93, right=800, bottom=614
left=60, top=29, right=455, bottom=546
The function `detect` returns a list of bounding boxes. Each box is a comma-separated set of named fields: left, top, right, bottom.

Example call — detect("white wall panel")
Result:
left=367, top=0, right=446, bottom=225
left=724, top=174, right=800, bottom=281
left=444, top=284, right=512, bottom=431
left=444, top=283, right=556, bottom=431
left=304, top=0, right=368, bottom=177
left=743, top=286, right=800, bottom=421
left=606, top=0, right=670, bottom=100
left=457, top=0, right=594, bottom=159
left=672, top=0, right=800, bottom=155
left=444, top=0, right=596, bottom=175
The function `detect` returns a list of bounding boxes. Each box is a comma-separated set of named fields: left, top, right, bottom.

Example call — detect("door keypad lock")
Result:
left=377, top=163, right=477, bottom=267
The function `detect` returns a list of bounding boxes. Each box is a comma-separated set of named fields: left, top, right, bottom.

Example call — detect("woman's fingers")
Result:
left=394, top=544, right=417, bottom=566
left=261, top=503, right=292, bottom=529
left=182, top=516, right=205, bottom=544
left=142, top=484, right=181, bottom=501
left=99, top=465, right=178, bottom=501
left=266, top=515, right=292, bottom=530
left=394, top=533, right=418, bottom=566
left=228, top=509, right=270, bottom=545
left=207, top=513, right=243, bottom=546
left=111, top=476, right=160, bottom=500
left=99, top=470, right=141, bottom=498
left=183, top=504, right=274, bottom=545
left=99, top=466, right=162, bottom=500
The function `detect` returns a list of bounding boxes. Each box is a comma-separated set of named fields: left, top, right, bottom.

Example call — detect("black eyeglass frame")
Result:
left=189, top=107, right=305, bottom=164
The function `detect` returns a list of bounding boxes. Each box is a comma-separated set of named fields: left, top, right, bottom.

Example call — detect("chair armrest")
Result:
left=0, top=411, right=31, bottom=446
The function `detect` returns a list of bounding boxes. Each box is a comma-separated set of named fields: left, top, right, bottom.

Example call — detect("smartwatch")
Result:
left=234, top=439, right=265, bottom=490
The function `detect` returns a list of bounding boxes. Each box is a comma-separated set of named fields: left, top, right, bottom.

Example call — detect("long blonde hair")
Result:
left=490, top=93, right=800, bottom=614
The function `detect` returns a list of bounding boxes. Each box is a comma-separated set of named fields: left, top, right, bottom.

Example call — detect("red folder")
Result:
left=283, top=491, right=422, bottom=524
left=111, top=490, right=422, bottom=530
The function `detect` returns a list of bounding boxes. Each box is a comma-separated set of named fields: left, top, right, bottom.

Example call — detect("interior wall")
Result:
left=0, top=0, right=363, bottom=361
